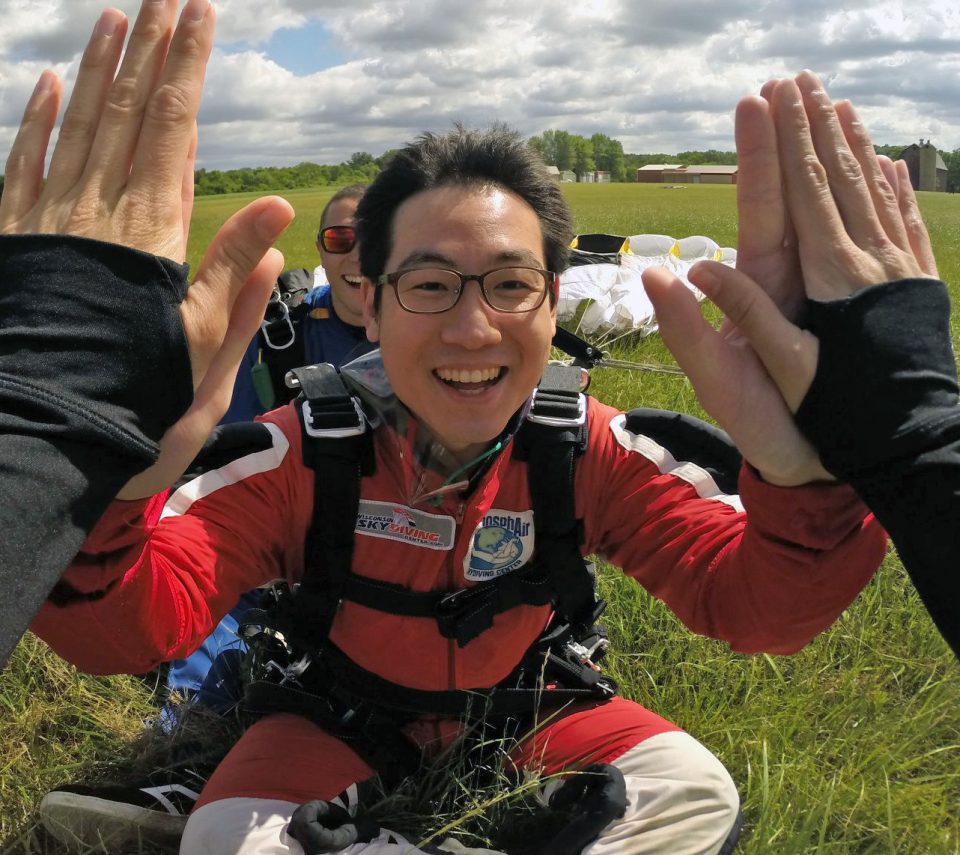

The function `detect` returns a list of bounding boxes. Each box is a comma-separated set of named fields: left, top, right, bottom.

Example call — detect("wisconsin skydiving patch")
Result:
left=464, top=509, right=535, bottom=580
left=355, top=500, right=455, bottom=550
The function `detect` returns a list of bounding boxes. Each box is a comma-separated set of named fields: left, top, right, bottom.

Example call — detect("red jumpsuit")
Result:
left=33, top=395, right=885, bottom=854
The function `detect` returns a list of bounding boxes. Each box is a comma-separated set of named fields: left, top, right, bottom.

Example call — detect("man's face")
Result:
left=362, top=184, right=557, bottom=461
left=317, top=196, right=363, bottom=327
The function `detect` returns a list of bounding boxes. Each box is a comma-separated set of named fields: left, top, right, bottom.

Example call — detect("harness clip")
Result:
left=301, top=396, right=367, bottom=439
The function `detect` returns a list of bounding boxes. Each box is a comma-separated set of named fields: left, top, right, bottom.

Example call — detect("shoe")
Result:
left=39, top=775, right=201, bottom=853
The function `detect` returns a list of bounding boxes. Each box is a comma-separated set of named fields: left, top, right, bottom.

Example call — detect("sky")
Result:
left=2, top=0, right=959, bottom=170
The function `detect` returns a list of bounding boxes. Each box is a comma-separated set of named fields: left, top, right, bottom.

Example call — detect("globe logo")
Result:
left=470, top=525, right=523, bottom=574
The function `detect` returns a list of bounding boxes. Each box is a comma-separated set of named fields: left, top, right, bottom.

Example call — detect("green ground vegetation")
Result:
left=3, top=184, right=959, bottom=854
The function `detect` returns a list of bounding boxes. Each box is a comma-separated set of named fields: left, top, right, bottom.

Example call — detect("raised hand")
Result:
left=643, top=71, right=936, bottom=487
left=1, top=0, right=294, bottom=498
left=641, top=81, right=824, bottom=486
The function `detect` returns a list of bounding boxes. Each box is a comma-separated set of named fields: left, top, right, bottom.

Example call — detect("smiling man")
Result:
left=32, top=123, right=888, bottom=855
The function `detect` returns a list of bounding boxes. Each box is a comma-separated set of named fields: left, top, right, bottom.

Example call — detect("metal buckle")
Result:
left=301, top=396, right=367, bottom=438
left=261, top=299, right=296, bottom=350
left=527, top=391, right=586, bottom=427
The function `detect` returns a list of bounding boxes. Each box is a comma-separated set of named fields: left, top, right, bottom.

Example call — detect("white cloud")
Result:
left=1, top=0, right=959, bottom=169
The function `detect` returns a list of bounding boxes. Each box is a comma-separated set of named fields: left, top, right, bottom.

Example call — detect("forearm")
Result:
left=796, top=279, right=960, bottom=656
left=588, top=409, right=885, bottom=655
left=644, top=466, right=885, bottom=654
left=0, top=235, right=192, bottom=666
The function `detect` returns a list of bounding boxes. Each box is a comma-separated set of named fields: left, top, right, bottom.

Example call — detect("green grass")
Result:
left=3, top=184, right=960, bottom=854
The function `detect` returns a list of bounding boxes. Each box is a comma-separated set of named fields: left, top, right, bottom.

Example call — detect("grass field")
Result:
left=2, top=183, right=959, bottom=853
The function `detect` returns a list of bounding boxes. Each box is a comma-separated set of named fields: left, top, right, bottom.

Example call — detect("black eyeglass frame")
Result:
left=376, top=266, right=557, bottom=314
left=317, top=225, right=358, bottom=254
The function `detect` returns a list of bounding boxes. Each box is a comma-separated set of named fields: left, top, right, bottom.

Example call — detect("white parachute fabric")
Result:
left=557, top=234, right=737, bottom=338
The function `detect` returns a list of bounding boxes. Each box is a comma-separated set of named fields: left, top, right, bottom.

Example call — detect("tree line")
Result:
left=193, top=151, right=389, bottom=196
left=2, top=139, right=955, bottom=199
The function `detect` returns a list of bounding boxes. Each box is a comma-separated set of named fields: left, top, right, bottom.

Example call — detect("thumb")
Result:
left=182, top=195, right=295, bottom=387
left=642, top=264, right=720, bottom=386
left=688, top=260, right=818, bottom=411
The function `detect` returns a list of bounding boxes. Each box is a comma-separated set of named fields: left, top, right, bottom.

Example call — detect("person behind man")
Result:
left=221, top=183, right=370, bottom=424
left=24, top=10, right=888, bottom=847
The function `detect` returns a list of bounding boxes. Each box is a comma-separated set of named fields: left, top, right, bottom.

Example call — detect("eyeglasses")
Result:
left=377, top=266, right=556, bottom=314
left=318, top=225, right=357, bottom=254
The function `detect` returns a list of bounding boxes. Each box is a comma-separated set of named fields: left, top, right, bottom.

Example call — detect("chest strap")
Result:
left=339, top=558, right=555, bottom=647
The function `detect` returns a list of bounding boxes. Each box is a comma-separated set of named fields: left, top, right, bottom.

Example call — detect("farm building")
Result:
left=577, top=170, right=611, bottom=183
left=899, top=141, right=947, bottom=192
left=636, top=164, right=738, bottom=184
left=664, top=165, right=738, bottom=185
left=544, top=165, right=561, bottom=181
left=636, top=164, right=676, bottom=183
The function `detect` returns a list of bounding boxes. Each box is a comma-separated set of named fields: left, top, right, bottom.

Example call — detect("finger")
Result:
left=181, top=122, right=198, bottom=246
left=877, top=155, right=899, bottom=195
left=894, top=160, right=939, bottom=278
left=688, top=260, right=818, bottom=412
left=733, top=94, right=804, bottom=321
left=735, top=96, right=784, bottom=263
left=833, top=99, right=910, bottom=251
left=0, top=71, right=62, bottom=228
left=770, top=78, right=857, bottom=299
left=44, top=9, right=128, bottom=196
left=127, top=0, right=214, bottom=205
left=794, top=72, right=888, bottom=251
left=641, top=266, right=725, bottom=403
left=759, top=78, right=779, bottom=101
left=183, top=196, right=295, bottom=385
left=86, top=0, right=180, bottom=196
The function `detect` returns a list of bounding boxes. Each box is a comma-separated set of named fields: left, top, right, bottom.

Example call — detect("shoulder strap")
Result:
left=513, top=363, right=596, bottom=629
left=289, top=363, right=374, bottom=646
left=254, top=270, right=315, bottom=409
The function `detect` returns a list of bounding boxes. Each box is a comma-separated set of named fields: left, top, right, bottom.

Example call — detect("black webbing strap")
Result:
left=244, top=640, right=606, bottom=722
left=259, top=297, right=312, bottom=408
left=552, top=327, right=605, bottom=369
left=340, top=559, right=556, bottom=647
left=514, top=364, right=594, bottom=628
left=291, top=364, right=373, bottom=646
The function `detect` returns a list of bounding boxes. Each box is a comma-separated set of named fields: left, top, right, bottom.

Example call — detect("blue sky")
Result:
left=2, top=0, right=959, bottom=170
left=255, top=19, right=348, bottom=75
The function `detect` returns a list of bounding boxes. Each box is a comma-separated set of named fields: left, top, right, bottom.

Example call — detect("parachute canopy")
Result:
left=558, top=233, right=736, bottom=342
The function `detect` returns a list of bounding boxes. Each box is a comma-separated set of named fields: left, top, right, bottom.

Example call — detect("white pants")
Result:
left=182, top=730, right=739, bottom=855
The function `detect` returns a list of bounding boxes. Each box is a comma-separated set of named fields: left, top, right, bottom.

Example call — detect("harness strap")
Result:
left=340, top=559, right=555, bottom=647
left=290, top=364, right=372, bottom=646
left=514, top=364, right=595, bottom=629
left=245, top=639, right=612, bottom=722
left=254, top=270, right=314, bottom=409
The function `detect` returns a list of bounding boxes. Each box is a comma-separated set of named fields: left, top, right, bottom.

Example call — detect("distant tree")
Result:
left=874, top=144, right=906, bottom=160
left=553, top=131, right=573, bottom=172
left=349, top=151, right=375, bottom=169
left=572, top=137, right=595, bottom=178
left=944, top=149, right=960, bottom=193
left=677, top=149, right=736, bottom=165
left=590, top=133, right=626, bottom=181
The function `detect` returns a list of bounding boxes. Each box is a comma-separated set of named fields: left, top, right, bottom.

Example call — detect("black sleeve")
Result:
left=0, top=234, right=193, bottom=666
left=795, top=278, right=960, bottom=658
